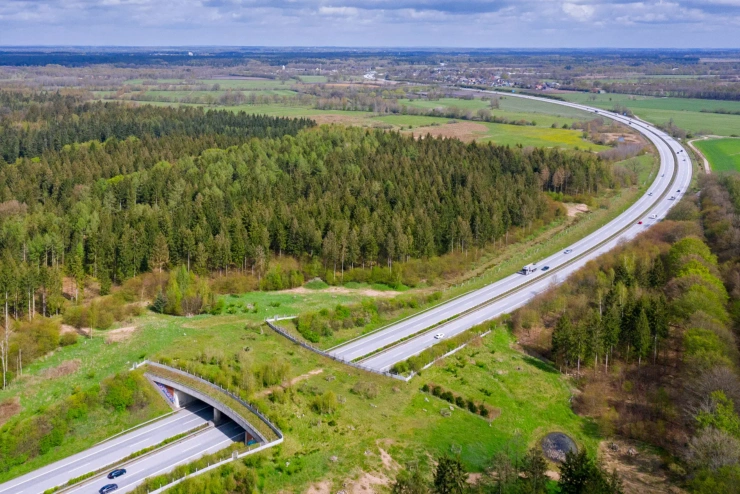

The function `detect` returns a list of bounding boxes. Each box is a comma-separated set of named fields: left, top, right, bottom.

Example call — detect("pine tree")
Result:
left=149, top=233, right=170, bottom=274
left=433, top=455, right=467, bottom=494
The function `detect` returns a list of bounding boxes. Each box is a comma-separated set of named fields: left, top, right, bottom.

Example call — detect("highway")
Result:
left=64, top=420, right=244, bottom=494
left=0, top=404, right=213, bottom=494
left=329, top=92, right=693, bottom=371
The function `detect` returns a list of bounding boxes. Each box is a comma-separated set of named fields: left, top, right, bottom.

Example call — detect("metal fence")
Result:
left=264, top=319, right=410, bottom=382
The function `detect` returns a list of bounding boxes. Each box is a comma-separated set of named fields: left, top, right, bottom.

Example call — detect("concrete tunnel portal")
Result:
left=148, top=376, right=263, bottom=446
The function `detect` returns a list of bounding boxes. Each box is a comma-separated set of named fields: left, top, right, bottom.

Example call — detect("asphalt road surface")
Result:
left=65, top=420, right=244, bottom=494
left=0, top=404, right=213, bottom=494
left=330, top=92, right=693, bottom=371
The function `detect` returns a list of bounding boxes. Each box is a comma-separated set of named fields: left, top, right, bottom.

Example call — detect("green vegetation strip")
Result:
left=144, top=364, right=279, bottom=442
left=43, top=423, right=211, bottom=494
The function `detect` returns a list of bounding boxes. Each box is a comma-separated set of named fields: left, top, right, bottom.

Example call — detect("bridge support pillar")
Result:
left=213, top=407, right=222, bottom=424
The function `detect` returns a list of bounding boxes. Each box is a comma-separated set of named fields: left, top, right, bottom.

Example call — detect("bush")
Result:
left=455, top=396, right=465, bottom=408
left=60, top=332, right=78, bottom=347
left=311, top=391, right=339, bottom=414
left=421, top=383, right=430, bottom=393
left=351, top=381, right=378, bottom=399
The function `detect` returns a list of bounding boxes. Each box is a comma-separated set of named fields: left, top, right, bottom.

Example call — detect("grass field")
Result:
left=297, top=75, right=328, bottom=83
left=558, top=92, right=740, bottom=136
left=694, top=138, right=740, bottom=172
left=2, top=309, right=594, bottom=491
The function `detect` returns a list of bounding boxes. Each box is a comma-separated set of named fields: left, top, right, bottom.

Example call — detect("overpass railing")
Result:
left=264, top=318, right=411, bottom=382
left=143, top=361, right=282, bottom=443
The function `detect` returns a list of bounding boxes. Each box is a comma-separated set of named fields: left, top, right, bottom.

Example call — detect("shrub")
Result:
left=60, top=332, right=78, bottom=347
left=455, top=396, right=465, bottom=408
left=351, top=381, right=379, bottom=399
left=311, top=391, right=339, bottom=414
left=421, top=383, right=430, bottom=393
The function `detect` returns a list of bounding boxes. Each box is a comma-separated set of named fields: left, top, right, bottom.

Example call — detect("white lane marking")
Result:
left=65, top=424, right=242, bottom=494
left=0, top=405, right=210, bottom=493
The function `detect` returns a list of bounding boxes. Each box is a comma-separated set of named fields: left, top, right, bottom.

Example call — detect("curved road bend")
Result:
left=0, top=404, right=212, bottom=494
left=329, top=92, right=693, bottom=369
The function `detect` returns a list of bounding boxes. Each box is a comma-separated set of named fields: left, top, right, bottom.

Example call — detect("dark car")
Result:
left=99, top=485, right=118, bottom=494
left=541, top=266, right=550, bottom=271
left=107, top=469, right=126, bottom=479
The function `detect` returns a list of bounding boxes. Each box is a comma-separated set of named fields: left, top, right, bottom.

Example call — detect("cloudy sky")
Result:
left=0, top=0, right=738, bottom=47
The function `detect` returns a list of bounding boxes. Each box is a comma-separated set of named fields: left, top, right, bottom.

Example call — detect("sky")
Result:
left=0, top=0, right=739, bottom=48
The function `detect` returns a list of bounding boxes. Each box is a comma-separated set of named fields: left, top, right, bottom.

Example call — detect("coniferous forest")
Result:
left=0, top=90, right=621, bottom=320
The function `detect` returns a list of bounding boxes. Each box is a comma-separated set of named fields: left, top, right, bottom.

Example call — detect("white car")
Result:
left=564, top=249, right=573, bottom=254
left=650, top=214, right=658, bottom=219
left=648, top=192, right=653, bottom=196
left=434, top=333, right=445, bottom=340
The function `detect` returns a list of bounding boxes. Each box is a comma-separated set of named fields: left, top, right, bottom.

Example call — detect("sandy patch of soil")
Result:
left=564, top=203, right=589, bottom=217
left=347, top=472, right=389, bottom=493
left=546, top=470, right=561, bottom=481
left=599, top=440, right=686, bottom=494
left=283, top=286, right=400, bottom=298
left=60, top=324, right=90, bottom=336
left=0, top=397, right=21, bottom=425
left=305, top=481, right=332, bottom=494
left=467, top=473, right=482, bottom=484
left=256, top=368, right=324, bottom=398
left=105, top=326, right=138, bottom=343
left=378, top=447, right=400, bottom=471
left=41, top=359, right=81, bottom=380
left=601, top=132, right=645, bottom=145
left=407, top=121, right=489, bottom=142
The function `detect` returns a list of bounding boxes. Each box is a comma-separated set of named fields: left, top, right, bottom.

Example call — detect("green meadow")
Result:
left=695, top=138, right=740, bottom=173
left=558, top=92, right=740, bottom=136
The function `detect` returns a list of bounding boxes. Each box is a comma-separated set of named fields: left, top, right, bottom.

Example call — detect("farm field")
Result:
left=400, top=97, right=593, bottom=129
left=558, top=92, right=740, bottom=136
left=123, top=78, right=296, bottom=90
left=694, top=138, right=740, bottom=172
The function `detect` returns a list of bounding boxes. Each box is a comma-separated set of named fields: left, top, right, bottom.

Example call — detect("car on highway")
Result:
left=638, top=221, right=643, bottom=225
left=669, top=196, right=676, bottom=200
left=541, top=266, right=550, bottom=271
left=99, top=485, right=118, bottom=494
left=661, top=174, right=665, bottom=177
left=564, top=249, right=573, bottom=254
left=677, top=189, right=681, bottom=193
left=650, top=214, right=658, bottom=219
left=107, top=469, right=126, bottom=479
left=648, top=192, right=653, bottom=196
left=434, top=333, right=445, bottom=340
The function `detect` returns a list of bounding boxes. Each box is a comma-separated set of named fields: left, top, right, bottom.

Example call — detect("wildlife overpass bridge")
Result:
left=144, top=361, right=282, bottom=445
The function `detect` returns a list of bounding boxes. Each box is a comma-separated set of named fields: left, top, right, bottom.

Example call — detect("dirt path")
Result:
left=255, top=368, right=323, bottom=397
left=687, top=136, right=712, bottom=174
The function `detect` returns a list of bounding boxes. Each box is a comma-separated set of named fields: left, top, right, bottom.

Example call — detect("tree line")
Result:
left=515, top=173, right=740, bottom=492
left=0, top=90, right=314, bottom=163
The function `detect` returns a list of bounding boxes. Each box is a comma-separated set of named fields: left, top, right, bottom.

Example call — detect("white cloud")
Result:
left=318, top=6, right=359, bottom=16
left=562, top=2, right=595, bottom=21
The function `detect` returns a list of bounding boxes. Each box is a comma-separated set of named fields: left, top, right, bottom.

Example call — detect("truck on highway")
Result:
left=520, top=265, right=537, bottom=275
